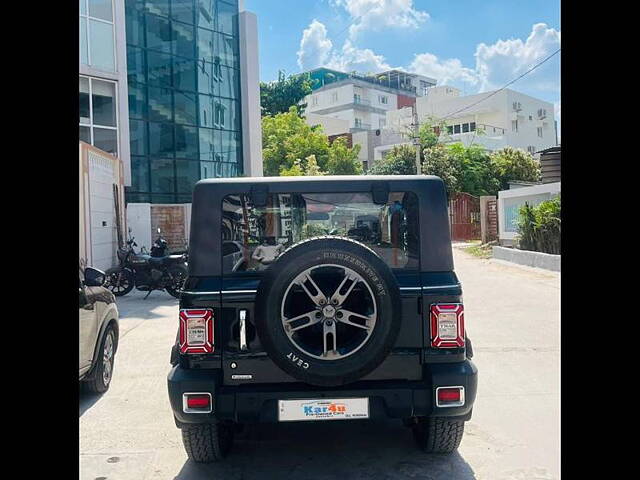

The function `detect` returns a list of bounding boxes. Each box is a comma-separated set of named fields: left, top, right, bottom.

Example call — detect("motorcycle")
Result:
left=105, top=228, right=188, bottom=299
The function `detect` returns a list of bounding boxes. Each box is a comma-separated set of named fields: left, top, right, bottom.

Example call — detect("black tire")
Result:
left=181, top=422, right=234, bottom=463
left=412, top=417, right=465, bottom=453
left=166, top=264, right=188, bottom=299
left=82, top=324, right=117, bottom=394
left=105, top=268, right=134, bottom=297
left=255, top=236, right=402, bottom=387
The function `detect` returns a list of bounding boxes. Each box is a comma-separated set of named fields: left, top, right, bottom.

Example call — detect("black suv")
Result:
left=167, top=176, right=477, bottom=462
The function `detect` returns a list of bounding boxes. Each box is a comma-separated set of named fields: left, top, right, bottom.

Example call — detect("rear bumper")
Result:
left=168, top=360, right=477, bottom=425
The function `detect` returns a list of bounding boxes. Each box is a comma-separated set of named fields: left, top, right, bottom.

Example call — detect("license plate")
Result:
left=278, top=397, right=369, bottom=422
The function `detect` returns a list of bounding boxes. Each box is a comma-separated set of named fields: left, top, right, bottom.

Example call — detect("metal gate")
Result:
left=449, top=192, right=481, bottom=241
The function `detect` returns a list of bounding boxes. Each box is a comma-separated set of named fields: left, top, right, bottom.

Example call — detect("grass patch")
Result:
left=465, top=242, right=495, bottom=259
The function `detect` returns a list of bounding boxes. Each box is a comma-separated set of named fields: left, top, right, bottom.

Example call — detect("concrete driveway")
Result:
left=79, top=249, right=559, bottom=480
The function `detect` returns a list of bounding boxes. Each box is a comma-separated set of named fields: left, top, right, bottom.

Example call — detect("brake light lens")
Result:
left=179, top=309, right=214, bottom=354
left=436, top=386, right=465, bottom=407
left=183, top=393, right=213, bottom=413
left=430, top=303, right=464, bottom=348
left=186, top=395, right=210, bottom=409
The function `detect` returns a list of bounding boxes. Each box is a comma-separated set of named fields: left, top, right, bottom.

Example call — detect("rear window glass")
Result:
left=221, top=191, right=419, bottom=273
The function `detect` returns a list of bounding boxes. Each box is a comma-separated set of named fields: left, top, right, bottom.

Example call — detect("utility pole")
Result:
left=412, top=103, right=421, bottom=175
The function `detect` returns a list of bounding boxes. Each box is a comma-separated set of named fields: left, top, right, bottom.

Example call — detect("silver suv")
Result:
left=79, top=266, right=119, bottom=393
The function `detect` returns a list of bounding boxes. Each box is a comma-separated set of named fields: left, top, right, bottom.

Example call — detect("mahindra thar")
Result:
left=167, top=175, right=478, bottom=462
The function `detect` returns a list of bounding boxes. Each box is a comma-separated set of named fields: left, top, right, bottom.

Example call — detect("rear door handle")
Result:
left=239, top=309, right=248, bottom=351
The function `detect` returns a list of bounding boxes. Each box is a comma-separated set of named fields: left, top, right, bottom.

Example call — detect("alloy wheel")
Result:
left=281, top=264, right=377, bottom=360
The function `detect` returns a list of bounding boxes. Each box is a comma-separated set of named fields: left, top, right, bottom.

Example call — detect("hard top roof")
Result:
left=196, top=175, right=441, bottom=185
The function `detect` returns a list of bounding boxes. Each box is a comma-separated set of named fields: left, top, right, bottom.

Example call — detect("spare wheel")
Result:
left=254, top=237, right=402, bottom=387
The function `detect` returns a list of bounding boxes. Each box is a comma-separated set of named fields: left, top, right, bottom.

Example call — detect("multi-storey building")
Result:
left=304, top=67, right=436, bottom=133
left=379, top=86, right=558, bottom=160
left=80, top=0, right=132, bottom=184
left=124, top=0, right=262, bottom=205
left=302, top=68, right=436, bottom=170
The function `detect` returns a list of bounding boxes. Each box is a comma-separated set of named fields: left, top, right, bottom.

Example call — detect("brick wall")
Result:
left=396, top=94, right=416, bottom=109
left=150, top=205, right=186, bottom=252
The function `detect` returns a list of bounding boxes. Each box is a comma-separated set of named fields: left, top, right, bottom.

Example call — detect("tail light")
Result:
left=183, top=393, right=212, bottom=413
left=436, top=386, right=465, bottom=407
left=179, top=309, right=214, bottom=354
left=430, top=303, right=464, bottom=348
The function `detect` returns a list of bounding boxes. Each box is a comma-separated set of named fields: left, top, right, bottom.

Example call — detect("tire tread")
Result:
left=414, top=417, right=465, bottom=453
left=181, top=423, right=233, bottom=463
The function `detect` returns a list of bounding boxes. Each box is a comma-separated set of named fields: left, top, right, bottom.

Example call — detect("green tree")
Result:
left=490, top=147, right=542, bottom=190
left=326, top=137, right=363, bottom=175
left=367, top=144, right=416, bottom=175
left=260, top=71, right=313, bottom=117
left=281, top=154, right=326, bottom=176
left=423, top=144, right=460, bottom=197
left=448, top=143, right=500, bottom=196
left=262, top=106, right=329, bottom=176
left=262, top=106, right=360, bottom=176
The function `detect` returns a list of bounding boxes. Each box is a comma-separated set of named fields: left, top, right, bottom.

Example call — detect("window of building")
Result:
left=379, top=95, right=388, bottom=105
left=311, top=95, right=318, bottom=106
left=420, top=80, right=429, bottom=96
left=446, top=125, right=453, bottom=135
left=221, top=191, right=420, bottom=273
left=462, top=123, right=469, bottom=133
left=214, top=101, right=226, bottom=128
left=529, top=115, right=533, bottom=121
left=453, top=124, right=461, bottom=134
left=537, top=127, right=543, bottom=138
left=79, top=75, right=118, bottom=156
left=511, top=120, right=518, bottom=133
left=353, top=93, right=361, bottom=104
left=527, top=146, right=536, bottom=154
left=470, top=122, right=476, bottom=132
left=331, top=92, right=338, bottom=103
left=355, top=118, right=362, bottom=128
left=79, top=0, right=116, bottom=72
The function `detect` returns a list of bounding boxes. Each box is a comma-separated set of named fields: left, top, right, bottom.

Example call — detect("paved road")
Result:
left=80, top=250, right=559, bottom=480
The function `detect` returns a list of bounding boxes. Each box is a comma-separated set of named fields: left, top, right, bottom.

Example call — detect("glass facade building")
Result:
left=124, top=0, right=244, bottom=204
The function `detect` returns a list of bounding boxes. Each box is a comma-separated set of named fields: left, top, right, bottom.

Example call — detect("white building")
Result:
left=381, top=86, right=557, bottom=158
left=422, top=86, right=557, bottom=154
left=304, top=68, right=436, bottom=133
left=302, top=68, right=436, bottom=169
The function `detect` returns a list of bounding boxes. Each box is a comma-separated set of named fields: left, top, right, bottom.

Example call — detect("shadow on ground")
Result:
left=174, top=419, right=476, bottom=480
left=79, top=389, right=104, bottom=417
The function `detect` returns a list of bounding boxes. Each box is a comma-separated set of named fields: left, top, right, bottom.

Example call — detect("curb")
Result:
left=492, top=246, right=560, bottom=272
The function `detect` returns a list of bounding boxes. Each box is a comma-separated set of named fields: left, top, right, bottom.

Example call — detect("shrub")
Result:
left=516, top=195, right=561, bottom=254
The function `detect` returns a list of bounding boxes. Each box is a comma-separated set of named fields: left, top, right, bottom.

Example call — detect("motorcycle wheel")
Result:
left=166, top=264, right=188, bottom=299
left=105, top=268, right=135, bottom=297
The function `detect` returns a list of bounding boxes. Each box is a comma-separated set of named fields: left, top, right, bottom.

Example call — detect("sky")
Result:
left=245, top=0, right=561, bottom=126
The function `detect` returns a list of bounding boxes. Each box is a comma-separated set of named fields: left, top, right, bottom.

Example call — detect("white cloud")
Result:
left=326, top=40, right=391, bottom=73
left=475, top=23, right=561, bottom=93
left=334, top=0, right=429, bottom=39
left=297, top=20, right=333, bottom=70
left=409, top=53, right=479, bottom=87
left=296, top=20, right=560, bottom=120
